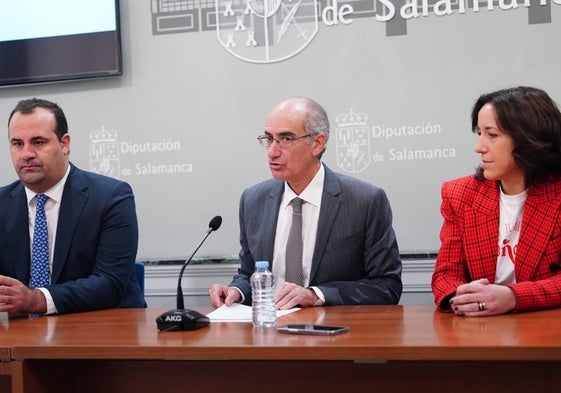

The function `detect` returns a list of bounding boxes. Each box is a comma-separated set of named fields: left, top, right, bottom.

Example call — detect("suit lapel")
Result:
left=464, top=180, right=561, bottom=283
left=261, top=183, right=283, bottom=267
left=310, top=166, right=342, bottom=282
left=51, top=166, right=88, bottom=282
left=515, top=182, right=561, bottom=281
left=7, top=185, right=32, bottom=282
left=464, top=181, right=500, bottom=281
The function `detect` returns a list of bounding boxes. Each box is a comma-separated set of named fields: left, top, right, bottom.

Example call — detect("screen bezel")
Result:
left=0, top=0, right=122, bottom=88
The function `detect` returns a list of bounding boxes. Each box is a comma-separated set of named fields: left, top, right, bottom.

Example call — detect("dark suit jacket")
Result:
left=0, top=163, right=145, bottom=314
left=432, top=175, right=561, bottom=312
left=230, top=165, right=402, bottom=305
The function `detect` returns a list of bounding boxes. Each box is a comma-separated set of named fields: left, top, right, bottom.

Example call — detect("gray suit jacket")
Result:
left=231, top=165, right=402, bottom=305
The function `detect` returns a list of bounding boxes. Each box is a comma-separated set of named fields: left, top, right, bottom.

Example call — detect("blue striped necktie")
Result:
left=31, top=194, right=50, bottom=288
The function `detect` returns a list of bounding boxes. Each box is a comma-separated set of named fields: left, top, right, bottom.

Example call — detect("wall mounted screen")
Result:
left=0, top=0, right=121, bottom=87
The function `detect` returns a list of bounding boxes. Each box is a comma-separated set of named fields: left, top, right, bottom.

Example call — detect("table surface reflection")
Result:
left=1, top=305, right=561, bottom=361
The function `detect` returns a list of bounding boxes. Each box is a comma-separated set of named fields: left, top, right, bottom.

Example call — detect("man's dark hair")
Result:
left=8, top=98, right=68, bottom=141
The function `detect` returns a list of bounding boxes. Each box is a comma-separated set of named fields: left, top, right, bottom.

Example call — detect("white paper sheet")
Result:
left=206, top=303, right=300, bottom=322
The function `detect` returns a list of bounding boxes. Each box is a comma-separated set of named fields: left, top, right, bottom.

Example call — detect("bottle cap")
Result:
left=255, top=261, right=269, bottom=269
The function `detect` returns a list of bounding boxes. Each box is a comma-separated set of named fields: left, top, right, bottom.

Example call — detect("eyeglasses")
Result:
left=257, top=133, right=313, bottom=148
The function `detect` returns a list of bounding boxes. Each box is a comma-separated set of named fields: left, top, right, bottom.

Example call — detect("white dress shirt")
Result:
left=25, top=165, right=70, bottom=314
left=272, top=164, right=325, bottom=303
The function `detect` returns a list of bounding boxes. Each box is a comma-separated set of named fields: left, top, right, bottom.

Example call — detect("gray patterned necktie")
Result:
left=285, top=197, right=304, bottom=286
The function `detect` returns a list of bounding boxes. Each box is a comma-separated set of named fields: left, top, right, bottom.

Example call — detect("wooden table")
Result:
left=1, top=305, right=560, bottom=393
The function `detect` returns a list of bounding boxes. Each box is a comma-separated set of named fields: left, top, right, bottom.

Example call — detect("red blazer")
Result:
left=432, top=175, right=561, bottom=312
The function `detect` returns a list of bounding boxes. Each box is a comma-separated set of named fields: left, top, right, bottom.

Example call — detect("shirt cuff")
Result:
left=309, top=286, right=325, bottom=306
left=37, top=287, right=58, bottom=315
left=231, top=286, right=245, bottom=304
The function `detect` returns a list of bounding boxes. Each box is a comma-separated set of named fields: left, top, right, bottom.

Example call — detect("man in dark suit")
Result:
left=209, top=97, right=402, bottom=309
left=0, top=98, right=145, bottom=315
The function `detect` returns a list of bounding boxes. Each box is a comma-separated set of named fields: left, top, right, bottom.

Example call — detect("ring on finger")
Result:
left=477, top=301, right=486, bottom=312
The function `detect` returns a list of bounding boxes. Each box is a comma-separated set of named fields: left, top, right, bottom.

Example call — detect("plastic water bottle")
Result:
left=251, top=261, right=276, bottom=328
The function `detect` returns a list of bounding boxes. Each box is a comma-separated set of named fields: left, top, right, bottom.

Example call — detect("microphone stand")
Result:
left=156, top=217, right=221, bottom=331
left=176, top=227, right=213, bottom=310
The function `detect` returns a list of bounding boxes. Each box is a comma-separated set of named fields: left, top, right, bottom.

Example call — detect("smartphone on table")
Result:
left=276, top=324, right=349, bottom=336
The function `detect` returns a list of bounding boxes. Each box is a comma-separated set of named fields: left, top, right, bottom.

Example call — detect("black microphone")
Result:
left=156, top=216, right=222, bottom=331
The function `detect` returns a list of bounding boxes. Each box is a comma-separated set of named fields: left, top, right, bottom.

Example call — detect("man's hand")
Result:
left=275, top=282, right=319, bottom=309
left=208, top=284, right=241, bottom=307
left=0, top=275, right=47, bottom=314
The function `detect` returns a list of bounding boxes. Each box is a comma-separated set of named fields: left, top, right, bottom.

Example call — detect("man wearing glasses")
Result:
left=209, top=97, right=402, bottom=309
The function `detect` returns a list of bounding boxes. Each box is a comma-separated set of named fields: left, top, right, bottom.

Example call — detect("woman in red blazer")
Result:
left=432, top=86, right=561, bottom=316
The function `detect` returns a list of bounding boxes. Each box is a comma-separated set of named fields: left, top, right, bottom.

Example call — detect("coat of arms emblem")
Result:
left=215, top=0, right=319, bottom=63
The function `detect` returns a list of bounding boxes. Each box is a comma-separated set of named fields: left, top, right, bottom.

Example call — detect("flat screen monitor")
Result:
left=0, top=0, right=122, bottom=87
